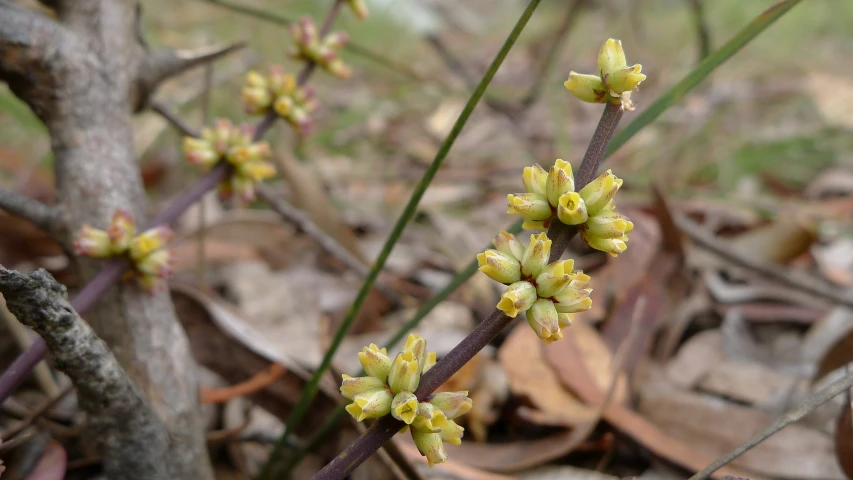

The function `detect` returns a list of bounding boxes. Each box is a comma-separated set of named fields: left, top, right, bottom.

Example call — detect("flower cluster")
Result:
left=289, top=16, right=351, bottom=79
left=73, top=210, right=174, bottom=293
left=341, top=334, right=472, bottom=468
left=182, top=119, right=275, bottom=201
left=478, top=231, right=592, bottom=343
left=564, top=38, right=646, bottom=111
left=346, top=0, right=369, bottom=20
left=507, top=159, right=633, bottom=257
left=241, top=66, right=318, bottom=133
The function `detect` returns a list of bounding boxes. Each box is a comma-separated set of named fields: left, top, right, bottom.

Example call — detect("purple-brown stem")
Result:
left=310, top=101, right=624, bottom=480
left=0, top=0, right=347, bottom=403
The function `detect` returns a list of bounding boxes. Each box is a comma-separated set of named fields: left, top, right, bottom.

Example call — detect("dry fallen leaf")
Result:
left=23, top=440, right=66, bottom=480
left=834, top=394, right=853, bottom=479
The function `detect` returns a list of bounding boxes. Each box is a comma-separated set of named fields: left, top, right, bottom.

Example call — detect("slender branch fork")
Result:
left=0, top=0, right=345, bottom=404
left=311, top=103, right=624, bottom=480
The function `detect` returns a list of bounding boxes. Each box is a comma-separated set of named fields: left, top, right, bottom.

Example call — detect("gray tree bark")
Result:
left=0, top=1, right=213, bottom=478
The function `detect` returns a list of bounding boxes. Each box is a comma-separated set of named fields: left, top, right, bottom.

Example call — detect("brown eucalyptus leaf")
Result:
left=729, top=218, right=816, bottom=265
left=815, top=328, right=853, bottom=385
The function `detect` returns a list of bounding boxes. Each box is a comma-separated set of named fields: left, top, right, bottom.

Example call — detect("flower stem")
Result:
left=310, top=82, right=624, bottom=480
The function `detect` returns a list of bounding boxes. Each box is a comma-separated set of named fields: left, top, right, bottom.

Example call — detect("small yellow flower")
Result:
left=391, top=392, right=419, bottom=424
left=552, top=286, right=593, bottom=314
left=107, top=210, right=136, bottom=254
left=566, top=38, right=646, bottom=110
left=477, top=249, right=521, bottom=285
left=412, top=402, right=449, bottom=433
left=422, top=352, right=437, bottom=374
left=340, top=374, right=386, bottom=400
left=564, top=72, right=607, bottom=104
left=578, top=169, right=623, bottom=217
left=583, top=211, right=634, bottom=239
left=492, top=231, right=526, bottom=261
left=439, top=419, right=465, bottom=446
left=527, top=299, right=563, bottom=343
left=546, top=159, right=575, bottom=207
left=535, top=260, right=572, bottom=298
left=584, top=235, right=628, bottom=257
left=412, top=430, right=447, bottom=468
left=346, top=389, right=393, bottom=421
left=73, top=225, right=113, bottom=258
left=608, top=64, right=646, bottom=95
left=507, top=193, right=552, bottom=221
left=428, top=391, right=473, bottom=420
left=522, top=164, right=548, bottom=195
left=497, top=281, right=537, bottom=318
left=388, top=351, right=421, bottom=394
left=597, top=38, right=627, bottom=79
left=520, top=233, right=552, bottom=279
left=129, top=226, right=173, bottom=262
left=358, top=344, right=392, bottom=382
left=556, top=191, right=589, bottom=226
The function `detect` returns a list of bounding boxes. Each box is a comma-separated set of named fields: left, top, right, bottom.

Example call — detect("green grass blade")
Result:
left=606, top=0, right=802, bottom=156
left=256, top=1, right=542, bottom=477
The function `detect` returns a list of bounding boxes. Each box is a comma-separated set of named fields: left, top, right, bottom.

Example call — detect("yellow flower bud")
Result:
left=557, top=191, right=589, bottom=226
left=391, top=391, right=419, bottom=424
left=506, top=193, right=552, bottom=221
left=403, top=333, right=428, bottom=376
left=546, top=159, right=575, bottom=207
left=412, top=430, right=447, bottom=468
left=440, top=419, right=465, bottom=446
left=412, top=402, right=449, bottom=433
left=497, top=281, right=537, bottom=318
left=135, top=249, right=173, bottom=279
left=428, top=391, right=472, bottom=420
left=129, top=226, right=173, bottom=262
left=608, top=64, right=646, bottom=95
left=73, top=225, right=113, bottom=258
left=245, top=70, right=267, bottom=89
left=183, top=137, right=219, bottom=168
left=522, top=164, right=548, bottom=195
left=477, top=249, right=521, bottom=285
left=584, top=211, right=634, bottom=239
left=107, top=210, right=136, bottom=254
left=564, top=72, right=607, bottom=104
left=584, top=235, right=628, bottom=257
left=340, top=374, right=386, bottom=400
left=422, top=351, right=437, bottom=374
left=552, top=287, right=593, bottom=314
left=345, top=389, right=393, bottom=421
left=357, top=344, right=392, bottom=382
left=527, top=299, right=562, bottom=343
left=597, top=38, right=627, bottom=79
left=522, top=219, right=548, bottom=232
left=492, top=231, right=526, bottom=261
left=558, top=313, right=573, bottom=329
left=535, top=262, right=571, bottom=298
left=388, top=351, right=421, bottom=394
left=578, top=169, right=622, bottom=217
left=569, top=271, right=591, bottom=289
left=520, top=233, right=552, bottom=278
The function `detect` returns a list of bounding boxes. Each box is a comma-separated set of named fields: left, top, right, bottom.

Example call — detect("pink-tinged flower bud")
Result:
left=527, top=299, right=562, bottom=343
left=107, top=210, right=136, bottom=254
left=412, top=429, right=447, bottom=468
left=557, top=192, right=588, bottom=226
left=578, top=169, right=622, bottom=217
left=584, top=210, right=634, bottom=239
left=507, top=193, right=552, bottom=221
left=477, top=249, right=521, bottom=285
left=245, top=70, right=267, bottom=89
left=558, top=313, right=573, bottom=329
left=412, top=402, right=449, bottom=433
left=422, top=351, right=437, bottom=374
left=269, top=71, right=297, bottom=97
left=492, top=231, right=526, bottom=261
left=324, top=32, right=350, bottom=49
left=608, top=64, right=646, bottom=95
left=346, top=0, right=369, bottom=19
left=326, top=59, right=352, bottom=79
left=552, top=287, right=592, bottom=314
left=546, top=159, right=575, bottom=207
left=231, top=175, right=258, bottom=202
left=74, top=225, right=113, bottom=258
left=427, top=391, right=472, bottom=420
left=358, top=343, right=392, bottom=382
left=391, top=391, right=418, bottom=424
left=597, top=38, right=627, bottom=79
left=402, top=333, right=428, bottom=376
left=228, top=142, right=272, bottom=165
left=439, top=419, right=465, bottom=446
left=129, top=226, right=173, bottom=262
left=183, top=137, right=219, bottom=168
left=584, top=234, right=628, bottom=257
left=242, top=86, right=273, bottom=114
left=345, top=389, right=393, bottom=421
left=497, top=281, right=537, bottom=318
left=340, top=374, right=386, bottom=400
left=535, top=261, right=571, bottom=298
left=135, top=249, right=174, bottom=279
left=298, top=16, right=318, bottom=46
left=520, top=232, right=551, bottom=278
left=273, top=95, right=294, bottom=117
left=211, top=119, right=237, bottom=152
left=522, top=164, right=548, bottom=195
left=564, top=72, right=607, bottom=104
left=388, top=351, right=421, bottom=394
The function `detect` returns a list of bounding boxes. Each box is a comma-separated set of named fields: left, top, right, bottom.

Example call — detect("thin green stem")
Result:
left=259, top=2, right=542, bottom=478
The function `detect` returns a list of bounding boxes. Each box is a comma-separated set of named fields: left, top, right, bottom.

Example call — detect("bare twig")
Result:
left=135, top=42, right=246, bottom=110
left=3, top=384, right=73, bottom=440
left=0, top=188, right=60, bottom=233
left=0, top=267, right=172, bottom=479
left=150, top=99, right=201, bottom=138
left=689, top=369, right=853, bottom=480
left=677, top=215, right=853, bottom=308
